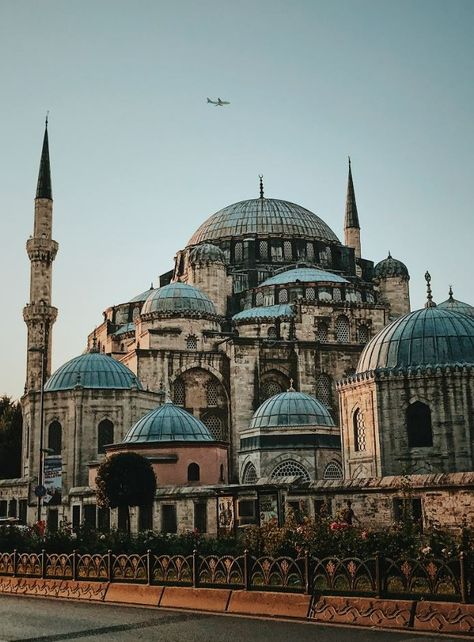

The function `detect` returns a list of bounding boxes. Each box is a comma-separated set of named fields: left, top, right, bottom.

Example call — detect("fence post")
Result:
left=375, top=551, right=383, bottom=598
left=146, top=549, right=151, bottom=586
left=41, top=549, right=46, bottom=579
left=72, top=549, right=77, bottom=581
left=460, top=551, right=468, bottom=604
left=304, top=550, right=310, bottom=595
left=12, top=549, right=17, bottom=577
left=107, top=550, right=112, bottom=582
left=192, top=549, right=198, bottom=588
left=243, top=549, right=250, bottom=591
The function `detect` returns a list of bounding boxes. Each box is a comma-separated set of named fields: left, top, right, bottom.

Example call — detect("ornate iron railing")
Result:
left=0, top=549, right=471, bottom=603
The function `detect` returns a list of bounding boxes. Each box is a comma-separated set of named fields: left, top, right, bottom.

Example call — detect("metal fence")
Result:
left=0, top=550, right=471, bottom=603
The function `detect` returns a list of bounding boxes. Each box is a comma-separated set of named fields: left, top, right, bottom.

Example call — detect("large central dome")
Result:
left=187, top=198, right=340, bottom=246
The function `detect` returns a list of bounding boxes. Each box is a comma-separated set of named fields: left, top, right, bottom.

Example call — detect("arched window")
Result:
left=316, top=374, right=332, bottom=407
left=186, top=335, right=197, bottom=350
left=242, top=462, right=258, bottom=484
left=267, top=326, right=277, bottom=339
left=188, top=463, right=200, bottom=482
left=173, top=379, right=185, bottom=406
left=306, top=242, right=314, bottom=261
left=219, top=464, right=225, bottom=482
left=98, top=419, right=114, bottom=454
left=271, top=460, right=310, bottom=482
left=323, top=461, right=343, bottom=480
left=283, top=240, right=292, bottom=260
left=259, top=240, right=268, bottom=259
left=317, top=321, right=328, bottom=343
left=48, top=421, right=62, bottom=455
left=333, top=288, right=342, bottom=302
left=336, top=315, right=350, bottom=342
left=256, top=291, right=264, bottom=306
left=206, top=380, right=219, bottom=406
left=305, top=287, right=316, bottom=301
left=278, top=289, right=288, bottom=304
left=203, top=414, right=224, bottom=440
left=407, top=401, right=433, bottom=447
left=358, top=324, right=369, bottom=344
left=260, top=380, right=283, bottom=401
left=234, top=242, right=243, bottom=262
left=353, top=409, right=366, bottom=452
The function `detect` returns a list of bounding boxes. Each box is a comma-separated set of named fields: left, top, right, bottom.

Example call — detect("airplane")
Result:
left=207, top=97, right=230, bottom=106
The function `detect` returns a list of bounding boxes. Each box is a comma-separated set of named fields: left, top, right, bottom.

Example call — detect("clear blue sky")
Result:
left=1, top=0, right=473, bottom=398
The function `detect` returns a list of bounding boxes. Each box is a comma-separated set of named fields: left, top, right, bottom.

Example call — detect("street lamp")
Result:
left=28, top=345, right=46, bottom=523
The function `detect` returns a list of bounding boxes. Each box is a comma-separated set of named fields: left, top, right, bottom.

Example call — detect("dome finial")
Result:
left=388, top=250, right=392, bottom=258
left=448, top=285, right=454, bottom=301
left=424, top=271, right=436, bottom=308
left=259, top=174, right=264, bottom=199
left=287, top=378, right=295, bottom=392
left=45, top=110, right=49, bottom=128
left=90, top=328, right=99, bottom=353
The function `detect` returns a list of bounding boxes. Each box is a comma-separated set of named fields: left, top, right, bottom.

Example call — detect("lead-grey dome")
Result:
left=438, top=288, right=474, bottom=318
left=250, top=390, right=335, bottom=429
left=357, top=306, right=474, bottom=373
left=374, top=253, right=409, bottom=279
left=141, top=282, right=217, bottom=316
left=188, top=198, right=340, bottom=246
left=123, top=401, right=213, bottom=443
left=189, top=243, right=226, bottom=264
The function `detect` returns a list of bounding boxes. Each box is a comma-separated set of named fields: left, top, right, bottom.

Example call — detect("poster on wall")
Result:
left=258, top=493, right=279, bottom=525
left=43, top=456, right=62, bottom=505
left=217, top=496, right=235, bottom=534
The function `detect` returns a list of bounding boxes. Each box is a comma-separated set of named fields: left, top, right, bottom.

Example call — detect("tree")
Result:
left=95, top=452, right=157, bottom=533
left=0, top=396, right=22, bottom=479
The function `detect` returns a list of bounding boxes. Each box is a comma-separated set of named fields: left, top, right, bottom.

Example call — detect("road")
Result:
left=0, top=595, right=468, bottom=641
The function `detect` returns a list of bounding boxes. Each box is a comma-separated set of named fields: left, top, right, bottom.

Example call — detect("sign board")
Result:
left=43, top=455, right=62, bottom=505
left=217, top=496, right=235, bottom=534
left=258, top=493, right=279, bottom=525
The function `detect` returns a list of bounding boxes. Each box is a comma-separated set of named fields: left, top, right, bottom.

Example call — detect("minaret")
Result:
left=23, top=118, right=58, bottom=391
left=344, top=157, right=361, bottom=258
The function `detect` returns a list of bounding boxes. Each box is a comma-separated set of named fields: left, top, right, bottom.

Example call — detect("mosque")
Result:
left=1, top=122, right=473, bottom=533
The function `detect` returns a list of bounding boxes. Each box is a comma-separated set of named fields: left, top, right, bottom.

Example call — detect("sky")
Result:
left=0, top=0, right=473, bottom=399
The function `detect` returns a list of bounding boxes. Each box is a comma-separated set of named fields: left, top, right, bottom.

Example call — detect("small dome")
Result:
left=250, top=390, right=335, bottom=429
left=233, top=304, right=294, bottom=322
left=189, top=243, right=226, bottom=264
left=188, top=198, right=340, bottom=246
left=123, top=401, right=213, bottom=443
left=129, top=285, right=156, bottom=303
left=141, top=282, right=217, bottom=316
left=45, top=352, right=142, bottom=392
left=260, top=267, right=348, bottom=287
left=374, top=253, right=409, bottom=279
left=438, top=288, right=474, bottom=318
left=357, top=306, right=474, bottom=373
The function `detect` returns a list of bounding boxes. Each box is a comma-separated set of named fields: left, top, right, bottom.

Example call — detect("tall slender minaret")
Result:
left=23, top=118, right=58, bottom=391
left=344, top=157, right=361, bottom=258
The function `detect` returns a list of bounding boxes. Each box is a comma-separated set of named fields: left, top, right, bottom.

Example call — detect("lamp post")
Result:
left=28, top=345, right=46, bottom=523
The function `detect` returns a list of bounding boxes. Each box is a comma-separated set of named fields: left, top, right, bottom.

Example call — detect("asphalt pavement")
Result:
left=0, top=595, right=470, bottom=642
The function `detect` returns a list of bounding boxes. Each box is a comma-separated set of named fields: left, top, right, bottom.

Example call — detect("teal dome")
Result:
left=45, top=352, right=142, bottom=392
left=188, top=198, right=340, bottom=246
left=250, top=390, right=335, bottom=429
left=123, top=401, right=213, bottom=443
left=233, top=304, right=294, bottom=322
left=357, top=306, right=474, bottom=373
left=141, top=282, right=217, bottom=316
left=437, top=288, right=474, bottom=318
left=129, top=285, right=156, bottom=303
left=260, top=267, right=348, bottom=287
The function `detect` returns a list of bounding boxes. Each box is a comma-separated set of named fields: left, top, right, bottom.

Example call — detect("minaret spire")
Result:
left=36, top=115, right=52, bottom=200
left=344, top=157, right=361, bottom=258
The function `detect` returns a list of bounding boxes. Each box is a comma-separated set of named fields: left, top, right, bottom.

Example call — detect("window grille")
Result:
left=316, top=374, right=332, bottom=407
left=278, top=289, right=288, bottom=303
left=234, top=242, right=243, bottom=262
left=259, top=240, right=268, bottom=259
left=323, top=461, right=343, bottom=480
left=206, top=380, right=219, bottom=406
left=98, top=419, right=114, bottom=454
left=306, top=243, right=314, bottom=261
left=173, top=379, right=185, bottom=406
left=271, top=460, right=310, bottom=482
left=333, top=288, right=342, bottom=302
left=306, top=287, right=316, bottom=301
left=242, top=463, right=258, bottom=484
left=353, top=409, right=366, bottom=452
left=318, top=287, right=332, bottom=302
left=267, top=326, right=277, bottom=339
left=317, top=322, right=328, bottom=343
left=256, top=292, right=264, bottom=306
left=284, top=241, right=292, bottom=260
left=336, top=315, right=350, bottom=342
left=358, top=324, right=369, bottom=344
left=203, top=414, right=224, bottom=440
left=260, top=380, right=283, bottom=401
left=186, top=335, right=197, bottom=350
left=271, top=243, right=283, bottom=261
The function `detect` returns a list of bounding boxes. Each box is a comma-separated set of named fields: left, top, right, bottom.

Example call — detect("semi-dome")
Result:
left=189, top=243, right=226, bottom=264
left=141, top=282, right=217, bottom=316
left=374, top=253, right=409, bottom=279
left=233, top=304, right=295, bottom=322
left=438, top=287, right=474, bottom=318
left=250, top=389, right=335, bottom=429
left=260, top=267, right=348, bottom=287
left=123, top=401, right=213, bottom=443
left=357, top=306, right=474, bottom=373
left=45, top=352, right=143, bottom=392
left=187, top=198, right=340, bottom=246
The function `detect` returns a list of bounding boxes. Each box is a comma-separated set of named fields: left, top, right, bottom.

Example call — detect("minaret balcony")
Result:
left=26, top=238, right=58, bottom=262
left=23, top=303, right=58, bottom=323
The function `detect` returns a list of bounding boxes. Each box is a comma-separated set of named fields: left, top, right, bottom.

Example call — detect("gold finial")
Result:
left=259, top=174, right=264, bottom=199
left=288, top=378, right=295, bottom=392
left=424, top=271, right=436, bottom=308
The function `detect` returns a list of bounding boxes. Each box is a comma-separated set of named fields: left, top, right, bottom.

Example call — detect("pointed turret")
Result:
left=36, top=117, right=52, bottom=200
left=344, top=157, right=361, bottom=258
